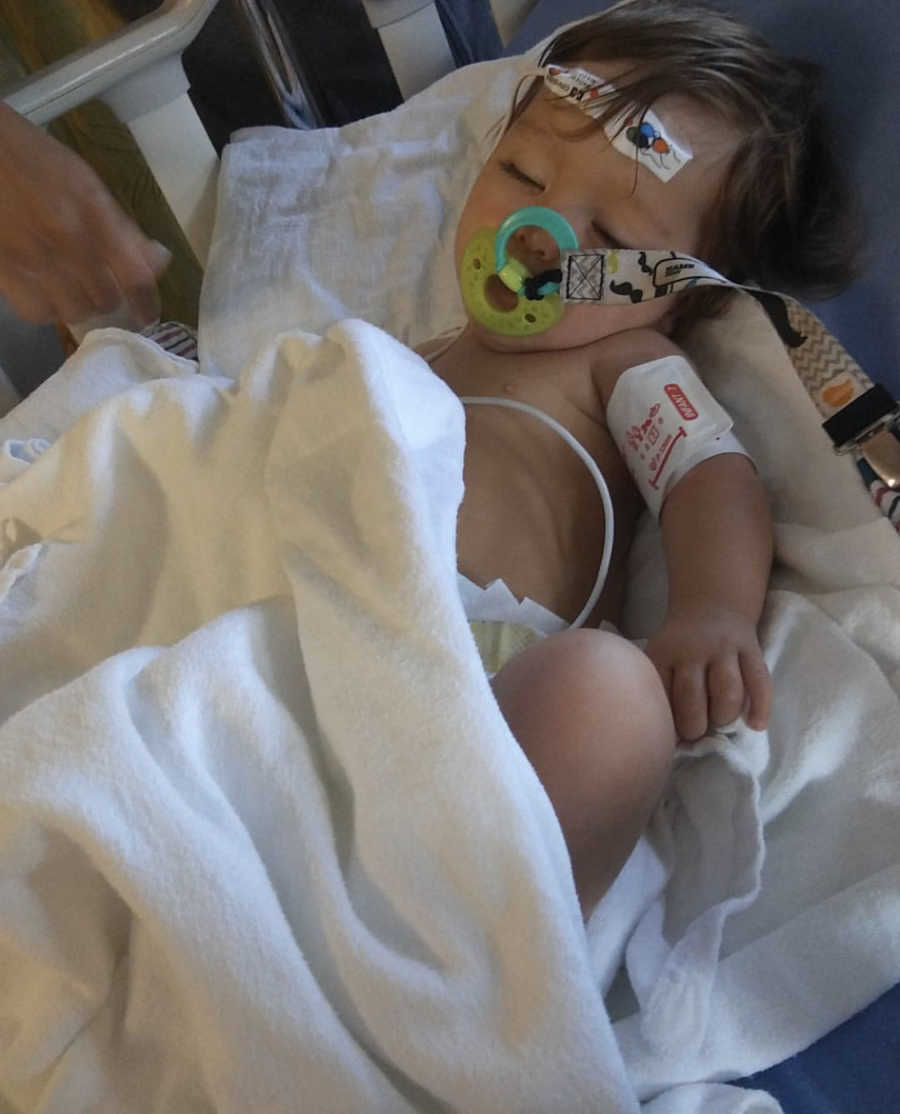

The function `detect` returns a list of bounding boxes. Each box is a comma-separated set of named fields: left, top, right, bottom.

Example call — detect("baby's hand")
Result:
left=644, top=604, right=771, bottom=742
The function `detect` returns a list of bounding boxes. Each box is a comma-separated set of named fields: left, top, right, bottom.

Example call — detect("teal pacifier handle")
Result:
left=494, top=206, right=579, bottom=297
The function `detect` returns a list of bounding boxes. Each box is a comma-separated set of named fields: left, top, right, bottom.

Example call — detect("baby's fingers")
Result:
left=707, top=654, right=746, bottom=730
left=740, top=649, right=772, bottom=730
left=670, top=663, right=709, bottom=742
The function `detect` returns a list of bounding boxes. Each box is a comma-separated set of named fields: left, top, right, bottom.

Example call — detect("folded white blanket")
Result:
left=1, top=322, right=644, bottom=1112
left=2, top=312, right=898, bottom=1114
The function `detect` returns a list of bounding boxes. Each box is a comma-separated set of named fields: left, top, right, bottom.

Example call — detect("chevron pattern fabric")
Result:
left=783, top=299, right=873, bottom=419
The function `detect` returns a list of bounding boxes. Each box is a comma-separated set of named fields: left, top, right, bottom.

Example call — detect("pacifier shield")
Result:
left=459, top=228, right=564, bottom=337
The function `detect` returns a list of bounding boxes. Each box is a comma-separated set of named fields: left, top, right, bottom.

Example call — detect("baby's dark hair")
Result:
left=537, top=0, right=863, bottom=328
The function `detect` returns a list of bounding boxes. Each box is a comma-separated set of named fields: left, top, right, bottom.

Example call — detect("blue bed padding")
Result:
left=508, top=2, right=900, bottom=1111
left=507, top=0, right=900, bottom=399
left=740, top=981, right=900, bottom=1113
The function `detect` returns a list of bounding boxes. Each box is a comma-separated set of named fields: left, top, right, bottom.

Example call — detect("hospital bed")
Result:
left=0, top=2, right=898, bottom=1112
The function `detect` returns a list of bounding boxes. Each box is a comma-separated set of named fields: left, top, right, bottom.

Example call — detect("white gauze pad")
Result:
left=606, top=355, right=749, bottom=518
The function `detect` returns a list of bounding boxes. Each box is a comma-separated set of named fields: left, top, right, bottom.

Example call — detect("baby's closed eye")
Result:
left=498, top=160, right=544, bottom=190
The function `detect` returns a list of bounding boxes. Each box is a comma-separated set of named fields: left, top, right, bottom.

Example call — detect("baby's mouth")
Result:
left=485, top=272, right=520, bottom=312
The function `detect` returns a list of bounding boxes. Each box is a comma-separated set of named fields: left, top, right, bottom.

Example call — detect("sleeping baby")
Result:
left=420, top=0, right=859, bottom=910
left=8, top=0, right=856, bottom=915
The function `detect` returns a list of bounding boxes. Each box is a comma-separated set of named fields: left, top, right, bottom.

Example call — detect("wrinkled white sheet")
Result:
left=0, top=322, right=642, bottom=1112
left=613, top=297, right=900, bottom=1098
left=2, top=305, right=898, bottom=1114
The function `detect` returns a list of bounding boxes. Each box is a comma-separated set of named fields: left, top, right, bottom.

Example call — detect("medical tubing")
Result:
left=459, top=396, right=614, bottom=630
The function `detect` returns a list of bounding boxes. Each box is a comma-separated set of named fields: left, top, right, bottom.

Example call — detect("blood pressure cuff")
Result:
left=606, top=354, right=752, bottom=519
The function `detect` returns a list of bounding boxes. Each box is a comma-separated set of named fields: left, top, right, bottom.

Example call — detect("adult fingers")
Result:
left=0, top=269, right=57, bottom=324
left=36, top=264, right=103, bottom=325
left=2, top=201, right=133, bottom=324
left=0, top=253, right=97, bottom=324
left=85, top=189, right=165, bottom=326
left=75, top=250, right=125, bottom=317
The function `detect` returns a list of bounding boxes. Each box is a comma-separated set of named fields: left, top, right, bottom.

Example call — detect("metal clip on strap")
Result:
left=823, top=384, right=900, bottom=489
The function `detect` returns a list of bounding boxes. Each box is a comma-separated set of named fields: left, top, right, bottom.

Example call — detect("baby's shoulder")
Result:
left=584, top=329, right=685, bottom=406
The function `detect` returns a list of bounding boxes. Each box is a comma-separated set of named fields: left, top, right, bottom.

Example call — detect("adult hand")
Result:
left=0, top=102, right=170, bottom=326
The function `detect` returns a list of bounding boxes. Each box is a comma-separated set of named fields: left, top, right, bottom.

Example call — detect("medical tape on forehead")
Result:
left=561, top=246, right=877, bottom=419
left=537, top=65, right=693, bottom=182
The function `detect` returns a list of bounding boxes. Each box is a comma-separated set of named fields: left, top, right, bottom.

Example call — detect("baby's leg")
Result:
left=491, top=628, right=676, bottom=912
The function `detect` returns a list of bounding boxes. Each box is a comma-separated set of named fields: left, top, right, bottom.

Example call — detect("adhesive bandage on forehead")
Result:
left=606, top=355, right=750, bottom=519
left=494, top=64, right=693, bottom=183
left=540, top=65, right=693, bottom=182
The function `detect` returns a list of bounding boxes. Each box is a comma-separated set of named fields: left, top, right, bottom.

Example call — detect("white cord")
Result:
left=459, top=395, right=615, bottom=629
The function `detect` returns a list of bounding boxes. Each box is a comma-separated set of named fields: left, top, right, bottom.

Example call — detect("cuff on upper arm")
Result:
left=606, top=354, right=753, bottom=519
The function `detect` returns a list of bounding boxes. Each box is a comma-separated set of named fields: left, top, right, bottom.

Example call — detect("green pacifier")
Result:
left=459, top=206, right=579, bottom=337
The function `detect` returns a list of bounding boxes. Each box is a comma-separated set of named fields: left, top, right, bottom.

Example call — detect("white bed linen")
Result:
left=0, top=321, right=643, bottom=1112
left=0, top=49, right=898, bottom=1114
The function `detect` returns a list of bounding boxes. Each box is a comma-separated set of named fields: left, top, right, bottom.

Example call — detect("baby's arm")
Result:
left=590, top=328, right=772, bottom=741
left=646, top=452, right=772, bottom=741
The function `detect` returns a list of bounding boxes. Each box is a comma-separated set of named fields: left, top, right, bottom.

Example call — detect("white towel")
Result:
left=0, top=321, right=641, bottom=1112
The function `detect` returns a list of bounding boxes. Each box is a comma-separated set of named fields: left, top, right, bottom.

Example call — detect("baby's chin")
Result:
left=463, top=312, right=617, bottom=355
left=464, top=318, right=551, bottom=353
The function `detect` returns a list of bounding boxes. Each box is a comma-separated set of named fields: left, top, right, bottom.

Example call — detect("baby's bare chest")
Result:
left=431, top=342, right=641, bottom=623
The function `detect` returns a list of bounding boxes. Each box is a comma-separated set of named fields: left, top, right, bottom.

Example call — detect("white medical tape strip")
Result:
left=542, top=65, right=692, bottom=182
left=606, top=355, right=750, bottom=519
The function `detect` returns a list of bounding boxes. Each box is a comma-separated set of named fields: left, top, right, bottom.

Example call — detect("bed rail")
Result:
left=1, top=0, right=218, bottom=124
left=361, top=1, right=455, bottom=99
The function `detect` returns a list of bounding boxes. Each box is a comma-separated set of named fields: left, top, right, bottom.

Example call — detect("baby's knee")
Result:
left=568, top=628, right=675, bottom=756
left=492, top=628, right=676, bottom=910
left=493, top=627, right=675, bottom=780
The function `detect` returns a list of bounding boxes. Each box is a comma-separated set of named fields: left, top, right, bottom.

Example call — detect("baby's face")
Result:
left=455, top=64, right=741, bottom=352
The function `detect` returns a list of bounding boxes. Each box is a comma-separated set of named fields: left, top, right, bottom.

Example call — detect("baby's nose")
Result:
left=509, top=224, right=561, bottom=272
